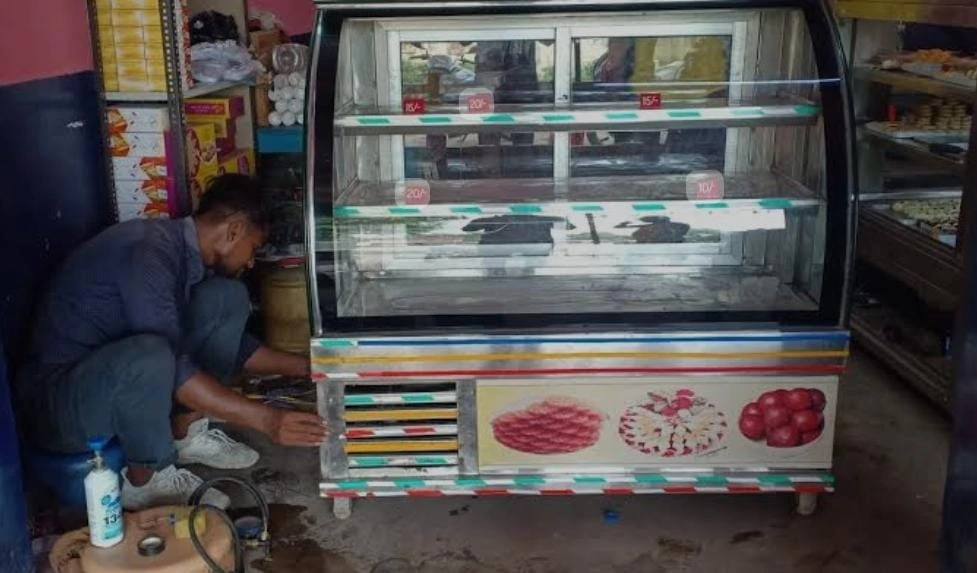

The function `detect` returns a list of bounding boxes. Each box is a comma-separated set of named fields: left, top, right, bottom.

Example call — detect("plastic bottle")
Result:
left=84, top=436, right=124, bottom=548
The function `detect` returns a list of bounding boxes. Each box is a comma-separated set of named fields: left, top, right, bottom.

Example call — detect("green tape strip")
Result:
left=344, top=395, right=374, bottom=406
left=633, top=203, right=666, bottom=211
left=668, top=110, right=701, bottom=118
left=572, top=204, right=604, bottom=212
left=318, top=339, right=354, bottom=347
left=389, top=207, right=421, bottom=215
left=483, top=114, right=515, bottom=123
left=450, top=206, right=483, bottom=214
left=634, top=475, right=669, bottom=485
left=337, top=480, right=369, bottom=489
left=513, top=476, right=546, bottom=486
left=415, top=456, right=452, bottom=465
left=357, top=117, right=390, bottom=125
left=511, top=204, right=543, bottom=214
left=758, top=198, right=793, bottom=209
left=402, top=393, right=437, bottom=403
left=419, top=116, right=452, bottom=124
left=795, top=105, right=819, bottom=116
left=334, top=207, right=360, bottom=217
left=542, top=114, right=575, bottom=122
left=606, top=112, right=639, bottom=120
left=456, top=478, right=488, bottom=487
left=393, top=479, right=426, bottom=488
left=732, top=108, right=764, bottom=117
left=695, top=475, right=729, bottom=486
left=696, top=202, right=729, bottom=209
left=573, top=476, right=608, bottom=484
left=758, top=474, right=792, bottom=486
left=349, top=457, right=386, bottom=467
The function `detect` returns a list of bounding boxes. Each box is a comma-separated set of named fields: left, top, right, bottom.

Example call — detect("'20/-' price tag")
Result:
left=402, top=97, right=426, bottom=115
left=459, top=87, right=495, bottom=114
left=395, top=179, right=431, bottom=206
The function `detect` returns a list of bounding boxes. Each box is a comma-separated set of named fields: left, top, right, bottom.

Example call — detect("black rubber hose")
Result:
left=189, top=477, right=270, bottom=542
left=189, top=503, right=241, bottom=573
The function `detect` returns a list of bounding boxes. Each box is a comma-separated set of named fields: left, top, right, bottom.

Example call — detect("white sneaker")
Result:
left=175, top=419, right=260, bottom=469
left=122, top=465, right=230, bottom=511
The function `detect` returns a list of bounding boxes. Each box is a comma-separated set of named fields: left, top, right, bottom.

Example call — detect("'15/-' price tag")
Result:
left=402, top=97, right=426, bottom=115
left=639, top=92, right=663, bottom=110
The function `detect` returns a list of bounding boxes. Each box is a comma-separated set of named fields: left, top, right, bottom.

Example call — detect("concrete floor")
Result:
left=228, top=350, right=950, bottom=573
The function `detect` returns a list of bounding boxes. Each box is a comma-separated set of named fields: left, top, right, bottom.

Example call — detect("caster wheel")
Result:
left=332, top=497, right=353, bottom=520
left=795, top=492, right=818, bottom=516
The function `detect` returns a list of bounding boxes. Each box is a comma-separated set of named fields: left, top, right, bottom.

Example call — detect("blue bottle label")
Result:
left=101, top=493, right=123, bottom=539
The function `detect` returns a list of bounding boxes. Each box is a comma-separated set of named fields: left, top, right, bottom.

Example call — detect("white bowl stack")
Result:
left=267, top=72, right=306, bottom=127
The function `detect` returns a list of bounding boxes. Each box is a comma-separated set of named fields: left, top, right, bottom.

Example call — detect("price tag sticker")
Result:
left=459, top=87, right=495, bottom=114
left=395, top=179, right=431, bottom=206
left=686, top=170, right=725, bottom=201
left=402, top=97, right=426, bottom=115
left=639, top=92, right=663, bottom=110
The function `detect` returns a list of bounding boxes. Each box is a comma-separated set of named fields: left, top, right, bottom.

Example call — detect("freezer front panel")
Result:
left=307, top=0, right=855, bottom=334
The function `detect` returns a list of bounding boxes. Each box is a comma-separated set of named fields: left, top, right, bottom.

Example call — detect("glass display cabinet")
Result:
left=306, top=0, right=855, bottom=518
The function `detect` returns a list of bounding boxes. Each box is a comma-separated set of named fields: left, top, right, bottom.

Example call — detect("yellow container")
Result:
left=111, top=8, right=160, bottom=27
left=260, top=265, right=310, bottom=354
left=117, top=60, right=148, bottom=79
left=113, top=26, right=146, bottom=45
left=145, top=25, right=163, bottom=44
left=115, top=45, right=145, bottom=60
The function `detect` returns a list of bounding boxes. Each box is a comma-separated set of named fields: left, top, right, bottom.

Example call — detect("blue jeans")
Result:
left=16, top=278, right=254, bottom=469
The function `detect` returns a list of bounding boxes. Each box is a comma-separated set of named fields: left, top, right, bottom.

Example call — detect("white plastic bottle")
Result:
left=84, top=436, right=124, bottom=548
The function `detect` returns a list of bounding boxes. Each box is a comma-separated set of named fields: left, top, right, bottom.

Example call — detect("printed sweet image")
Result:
left=738, top=388, right=826, bottom=448
left=490, top=396, right=606, bottom=455
left=618, top=389, right=728, bottom=457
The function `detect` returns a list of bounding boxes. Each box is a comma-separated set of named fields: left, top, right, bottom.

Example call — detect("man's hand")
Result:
left=176, top=371, right=327, bottom=447
left=265, top=410, right=329, bottom=446
left=244, top=345, right=310, bottom=377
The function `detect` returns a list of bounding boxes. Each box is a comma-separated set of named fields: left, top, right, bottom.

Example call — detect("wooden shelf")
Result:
left=836, top=0, right=977, bottom=28
left=854, top=67, right=976, bottom=103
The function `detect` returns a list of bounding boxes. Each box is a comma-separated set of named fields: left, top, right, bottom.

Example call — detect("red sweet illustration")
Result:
left=618, top=389, right=728, bottom=457
left=490, top=396, right=606, bottom=455
left=739, top=388, right=827, bottom=448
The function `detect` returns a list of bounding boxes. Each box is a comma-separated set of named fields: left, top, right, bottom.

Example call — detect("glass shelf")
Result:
left=334, top=103, right=820, bottom=135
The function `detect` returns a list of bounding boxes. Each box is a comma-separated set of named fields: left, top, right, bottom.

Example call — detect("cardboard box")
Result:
left=95, top=0, right=112, bottom=13
left=117, top=200, right=170, bottom=221
left=115, top=45, right=145, bottom=60
left=117, top=59, right=147, bottom=77
left=115, top=177, right=173, bottom=203
left=216, top=149, right=255, bottom=176
left=184, top=96, right=245, bottom=120
left=216, top=136, right=235, bottom=156
left=111, top=0, right=160, bottom=9
left=106, top=105, right=169, bottom=134
left=110, top=131, right=168, bottom=157
left=101, top=48, right=117, bottom=67
left=111, top=8, right=160, bottom=27
left=185, top=123, right=219, bottom=182
left=149, top=76, right=167, bottom=91
left=113, top=26, right=147, bottom=45
left=118, top=77, right=152, bottom=92
left=146, top=44, right=165, bottom=62
left=98, top=27, right=115, bottom=47
left=145, top=26, right=163, bottom=45
left=112, top=156, right=168, bottom=180
left=104, top=78, right=120, bottom=91
left=187, top=115, right=234, bottom=139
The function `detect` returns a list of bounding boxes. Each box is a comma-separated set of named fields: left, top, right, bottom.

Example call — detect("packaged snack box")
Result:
left=187, top=115, right=235, bottom=138
left=184, top=96, right=245, bottom=119
left=114, top=177, right=174, bottom=203
left=113, top=156, right=168, bottom=180
left=216, top=149, right=255, bottom=175
left=110, top=131, right=168, bottom=157
left=117, top=200, right=170, bottom=221
left=111, top=0, right=161, bottom=9
left=107, top=105, right=169, bottom=134
left=111, top=8, right=160, bottom=27
left=186, top=123, right=219, bottom=182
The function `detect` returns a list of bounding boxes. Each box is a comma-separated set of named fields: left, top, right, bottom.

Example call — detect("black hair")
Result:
left=194, top=174, right=269, bottom=230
